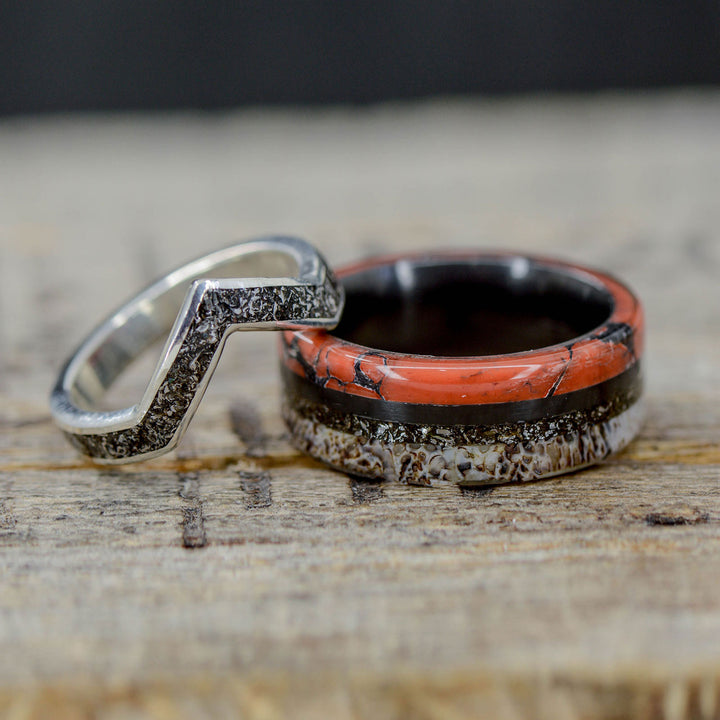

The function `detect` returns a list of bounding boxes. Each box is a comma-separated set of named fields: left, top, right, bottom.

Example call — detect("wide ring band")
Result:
left=280, top=251, right=644, bottom=487
left=51, top=236, right=343, bottom=463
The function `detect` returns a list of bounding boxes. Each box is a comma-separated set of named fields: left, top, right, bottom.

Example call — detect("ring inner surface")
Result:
left=334, top=258, right=614, bottom=357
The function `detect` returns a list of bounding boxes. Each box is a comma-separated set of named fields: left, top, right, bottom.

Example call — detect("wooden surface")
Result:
left=1, top=93, right=719, bottom=719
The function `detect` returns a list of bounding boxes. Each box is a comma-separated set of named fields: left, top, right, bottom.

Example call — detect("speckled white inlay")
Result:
left=283, top=401, right=644, bottom=487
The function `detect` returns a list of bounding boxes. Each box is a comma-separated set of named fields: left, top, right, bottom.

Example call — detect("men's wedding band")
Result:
left=281, top=251, right=644, bottom=487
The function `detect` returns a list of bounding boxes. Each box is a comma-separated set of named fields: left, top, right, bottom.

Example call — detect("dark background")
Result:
left=2, top=1, right=720, bottom=116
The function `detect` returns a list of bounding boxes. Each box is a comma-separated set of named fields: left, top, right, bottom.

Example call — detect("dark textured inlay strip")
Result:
left=284, top=393, right=638, bottom=447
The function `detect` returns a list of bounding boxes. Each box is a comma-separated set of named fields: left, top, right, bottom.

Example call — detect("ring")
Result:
left=51, top=236, right=343, bottom=463
left=280, top=251, right=644, bottom=486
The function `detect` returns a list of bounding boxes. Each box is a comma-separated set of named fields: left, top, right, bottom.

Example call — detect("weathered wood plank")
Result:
left=0, top=93, right=719, bottom=718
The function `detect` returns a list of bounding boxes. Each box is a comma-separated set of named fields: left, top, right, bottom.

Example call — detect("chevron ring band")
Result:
left=51, top=236, right=344, bottom=463
left=280, top=252, right=644, bottom=487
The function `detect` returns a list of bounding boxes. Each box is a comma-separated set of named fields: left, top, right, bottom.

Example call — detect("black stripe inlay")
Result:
left=281, top=361, right=642, bottom=427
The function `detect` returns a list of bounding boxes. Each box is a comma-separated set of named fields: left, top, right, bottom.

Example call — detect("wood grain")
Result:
left=0, top=93, right=719, bottom=719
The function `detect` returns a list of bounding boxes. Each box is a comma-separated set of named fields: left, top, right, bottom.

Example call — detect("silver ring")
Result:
left=50, top=236, right=344, bottom=463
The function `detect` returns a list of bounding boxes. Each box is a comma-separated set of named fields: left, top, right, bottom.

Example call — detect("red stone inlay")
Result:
left=281, top=252, right=644, bottom=406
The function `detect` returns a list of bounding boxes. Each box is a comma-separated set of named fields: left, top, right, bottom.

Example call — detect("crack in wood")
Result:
left=645, top=511, right=710, bottom=526
left=349, top=477, right=385, bottom=504
left=238, top=470, right=272, bottom=509
left=179, top=473, right=206, bottom=549
left=0, top=501, right=17, bottom=531
left=459, top=486, right=495, bottom=499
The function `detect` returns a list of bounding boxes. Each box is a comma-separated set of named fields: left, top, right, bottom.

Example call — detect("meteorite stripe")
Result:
left=281, top=361, right=642, bottom=427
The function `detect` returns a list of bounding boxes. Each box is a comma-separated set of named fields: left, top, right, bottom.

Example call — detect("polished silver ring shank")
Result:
left=50, top=236, right=343, bottom=463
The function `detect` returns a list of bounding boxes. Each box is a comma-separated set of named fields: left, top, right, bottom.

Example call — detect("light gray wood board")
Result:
left=0, top=92, right=719, bottom=718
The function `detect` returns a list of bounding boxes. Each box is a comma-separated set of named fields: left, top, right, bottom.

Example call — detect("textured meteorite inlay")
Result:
left=68, top=278, right=339, bottom=460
